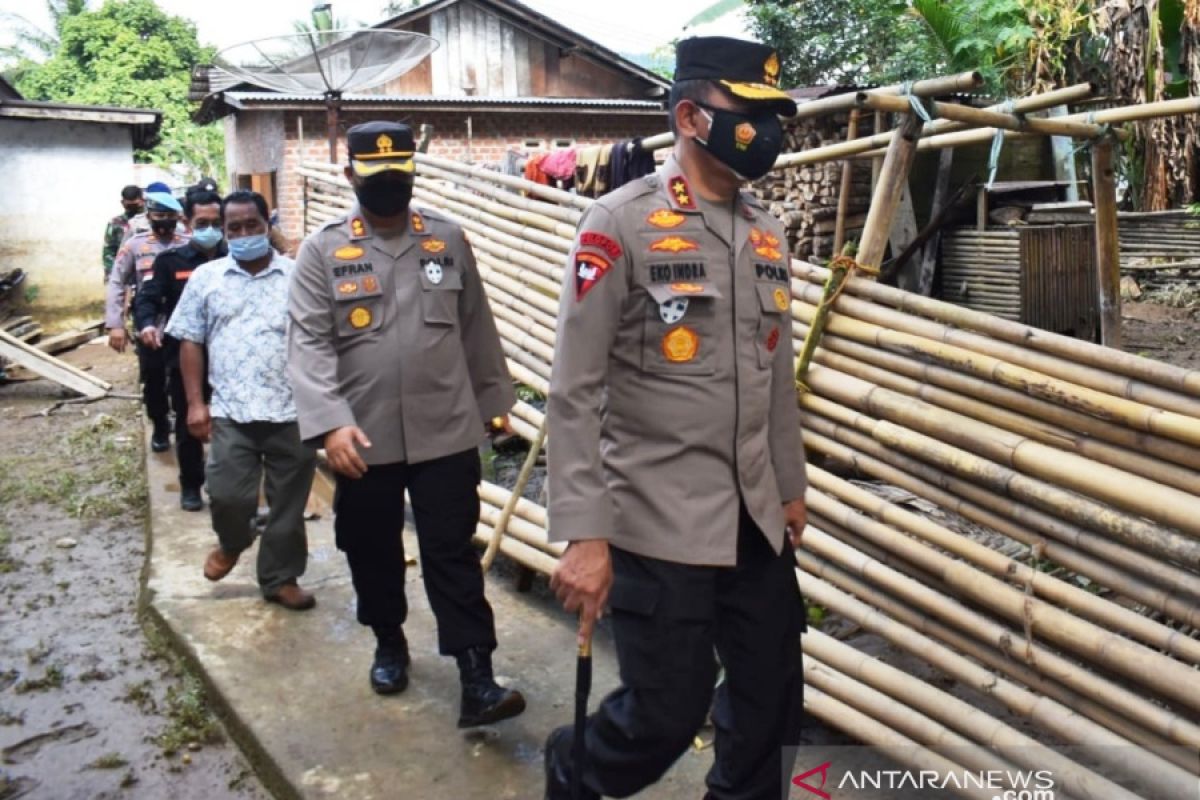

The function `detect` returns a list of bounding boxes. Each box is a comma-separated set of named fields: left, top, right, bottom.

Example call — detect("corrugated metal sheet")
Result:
left=939, top=225, right=1098, bottom=338
left=1019, top=225, right=1097, bottom=338
left=222, top=91, right=661, bottom=110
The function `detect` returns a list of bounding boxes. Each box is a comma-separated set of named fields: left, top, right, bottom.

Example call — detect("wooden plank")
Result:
left=915, top=149, right=955, bottom=295
left=485, top=9, right=504, bottom=96
left=0, top=332, right=106, bottom=398
left=514, top=31, right=531, bottom=96
left=858, top=113, right=924, bottom=270
left=887, top=181, right=918, bottom=286
left=430, top=10, right=449, bottom=94
left=445, top=4, right=461, bottom=94
left=460, top=2, right=477, bottom=92
left=500, top=23, right=517, bottom=96
left=526, top=33, right=545, bottom=96
left=0, top=329, right=111, bottom=389
left=36, top=322, right=104, bottom=356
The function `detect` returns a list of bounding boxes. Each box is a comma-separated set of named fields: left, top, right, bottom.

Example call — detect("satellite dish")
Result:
left=214, top=30, right=439, bottom=161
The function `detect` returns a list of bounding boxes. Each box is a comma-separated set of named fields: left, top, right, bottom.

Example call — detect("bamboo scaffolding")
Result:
left=412, top=182, right=575, bottom=252
left=802, top=635, right=1150, bottom=800
left=789, top=278, right=1200, bottom=435
left=415, top=152, right=592, bottom=210
left=799, top=408, right=1200, bottom=605
left=414, top=161, right=583, bottom=226
left=797, top=564, right=1200, bottom=780
left=791, top=71, right=984, bottom=121
left=799, top=525, right=1200, bottom=749
left=856, top=93, right=1127, bottom=140
left=852, top=96, right=1200, bottom=159
left=797, top=370, right=1200, bottom=567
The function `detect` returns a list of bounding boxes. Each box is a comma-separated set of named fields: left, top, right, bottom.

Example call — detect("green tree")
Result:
left=11, top=0, right=223, bottom=178
left=744, top=0, right=943, bottom=88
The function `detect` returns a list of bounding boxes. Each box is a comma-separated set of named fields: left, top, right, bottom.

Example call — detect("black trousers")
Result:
left=554, top=507, right=806, bottom=800
left=135, top=340, right=169, bottom=428
left=332, top=449, right=497, bottom=655
left=166, top=366, right=205, bottom=490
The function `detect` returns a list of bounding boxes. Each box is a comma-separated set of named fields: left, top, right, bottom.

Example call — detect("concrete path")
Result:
left=142, top=442, right=718, bottom=799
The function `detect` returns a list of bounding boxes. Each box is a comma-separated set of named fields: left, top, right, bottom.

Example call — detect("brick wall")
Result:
left=276, top=108, right=665, bottom=240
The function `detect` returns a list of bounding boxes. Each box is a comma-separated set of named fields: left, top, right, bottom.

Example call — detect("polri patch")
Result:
left=646, top=208, right=686, bottom=229
left=661, top=326, right=699, bottom=363
left=335, top=245, right=365, bottom=261
left=579, top=231, right=623, bottom=260
left=755, top=263, right=788, bottom=282
left=574, top=252, right=611, bottom=301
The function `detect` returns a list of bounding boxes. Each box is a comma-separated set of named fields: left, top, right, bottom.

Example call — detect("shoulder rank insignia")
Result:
left=647, top=209, right=686, bottom=229
left=650, top=236, right=699, bottom=253
left=668, top=175, right=696, bottom=210
left=422, top=238, right=446, bottom=254
left=574, top=252, right=611, bottom=301
left=350, top=217, right=367, bottom=238
left=662, top=326, right=699, bottom=363
left=335, top=245, right=365, bottom=261
left=411, top=212, right=425, bottom=233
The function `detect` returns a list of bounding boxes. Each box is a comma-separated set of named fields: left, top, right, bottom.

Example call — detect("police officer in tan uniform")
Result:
left=544, top=37, right=808, bottom=799
left=287, top=122, right=525, bottom=728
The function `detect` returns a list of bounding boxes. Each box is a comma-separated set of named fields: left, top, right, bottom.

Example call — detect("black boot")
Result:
left=455, top=646, right=525, bottom=728
left=543, top=725, right=599, bottom=800
left=150, top=419, right=170, bottom=452
left=180, top=486, right=203, bottom=511
left=369, top=627, right=410, bottom=695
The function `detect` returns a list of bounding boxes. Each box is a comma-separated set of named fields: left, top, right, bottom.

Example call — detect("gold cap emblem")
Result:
left=764, top=53, right=780, bottom=86
left=376, top=134, right=393, bottom=154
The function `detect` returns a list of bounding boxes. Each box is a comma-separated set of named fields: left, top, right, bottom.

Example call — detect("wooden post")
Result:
left=857, top=113, right=925, bottom=271
left=325, top=92, right=341, bottom=163
left=871, top=111, right=885, bottom=191
left=1092, top=138, right=1122, bottom=348
left=915, top=149, right=955, bottom=294
left=833, top=110, right=860, bottom=256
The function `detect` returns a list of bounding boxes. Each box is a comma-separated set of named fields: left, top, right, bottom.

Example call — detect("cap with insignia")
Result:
left=673, top=36, right=796, bottom=117
left=145, top=181, right=171, bottom=194
left=144, top=191, right=182, bottom=214
left=347, top=121, right=416, bottom=177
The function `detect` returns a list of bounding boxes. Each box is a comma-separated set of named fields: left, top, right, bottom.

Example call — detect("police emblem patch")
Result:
left=773, top=287, right=790, bottom=311
left=362, top=276, right=379, bottom=293
left=349, top=306, right=372, bottom=329
left=424, top=262, right=444, bottom=284
left=422, top=238, right=447, bottom=254
left=764, top=52, right=780, bottom=86
left=661, top=326, right=699, bottom=363
left=649, top=236, right=699, bottom=253
left=658, top=297, right=689, bottom=324
left=646, top=209, right=687, bottom=229
left=574, top=252, right=611, bottom=301
left=735, top=122, right=757, bottom=151
left=335, top=245, right=365, bottom=261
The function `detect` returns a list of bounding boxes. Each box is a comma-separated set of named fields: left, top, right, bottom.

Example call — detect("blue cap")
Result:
left=145, top=191, right=182, bottom=213
left=145, top=181, right=171, bottom=193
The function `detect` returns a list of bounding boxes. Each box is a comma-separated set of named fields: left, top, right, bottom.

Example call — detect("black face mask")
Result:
left=150, top=219, right=177, bottom=237
left=694, top=104, right=784, bottom=181
left=354, top=176, right=413, bottom=218
left=123, top=204, right=142, bottom=218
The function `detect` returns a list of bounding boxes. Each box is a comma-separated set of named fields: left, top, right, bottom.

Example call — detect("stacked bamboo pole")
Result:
left=299, top=145, right=1200, bottom=795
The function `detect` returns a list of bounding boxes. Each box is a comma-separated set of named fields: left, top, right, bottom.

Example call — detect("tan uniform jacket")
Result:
left=547, top=155, right=807, bottom=566
left=105, top=230, right=190, bottom=329
left=287, top=205, right=515, bottom=465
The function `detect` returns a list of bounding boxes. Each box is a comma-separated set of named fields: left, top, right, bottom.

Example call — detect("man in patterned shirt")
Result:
left=165, top=190, right=317, bottom=611
left=102, top=185, right=143, bottom=282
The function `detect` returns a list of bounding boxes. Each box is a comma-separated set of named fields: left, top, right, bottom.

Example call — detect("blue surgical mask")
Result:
left=191, top=226, right=224, bottom=251
left=228, top=233, right=271, bottom=262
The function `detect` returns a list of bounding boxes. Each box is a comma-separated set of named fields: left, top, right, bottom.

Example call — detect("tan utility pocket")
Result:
left=331, top=275, right=384, bottom=337
left=639, top=282, right=719, bottom=376
left=418, top=267, right=462, bottom=326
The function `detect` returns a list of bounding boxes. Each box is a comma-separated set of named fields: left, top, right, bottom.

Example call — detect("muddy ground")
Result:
left=0, top=343, right=268, bottom=800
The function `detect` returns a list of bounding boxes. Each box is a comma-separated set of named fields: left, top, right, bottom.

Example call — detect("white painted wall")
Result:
left=0, top=117, right=136, bottom=310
